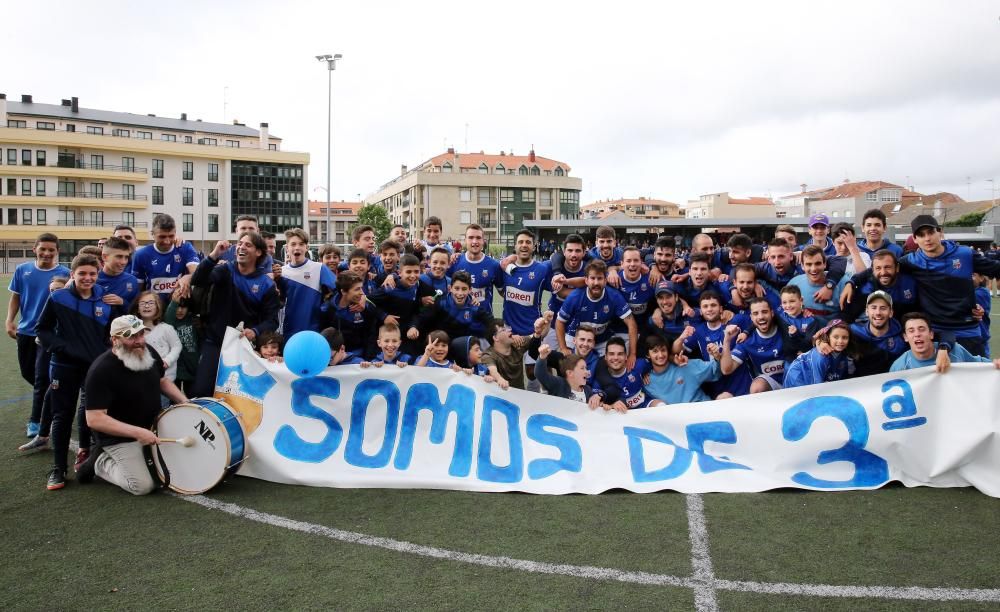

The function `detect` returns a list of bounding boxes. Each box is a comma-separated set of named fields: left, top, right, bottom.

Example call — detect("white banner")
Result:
left=212, top=329, right=1000, bottom=497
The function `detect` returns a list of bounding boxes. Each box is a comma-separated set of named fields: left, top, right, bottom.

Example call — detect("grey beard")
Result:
left=113, top=345, right=155, bottom=372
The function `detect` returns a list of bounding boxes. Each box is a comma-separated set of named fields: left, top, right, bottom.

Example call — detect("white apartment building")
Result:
left=0, top=93, right=308, bottom=264
left=683, top=192, right=775, bottom=219
left=366, top=148, right=582, bottom=247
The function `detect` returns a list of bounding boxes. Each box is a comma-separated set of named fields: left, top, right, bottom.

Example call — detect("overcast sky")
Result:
left=6, top=1, right=1000, bottom=206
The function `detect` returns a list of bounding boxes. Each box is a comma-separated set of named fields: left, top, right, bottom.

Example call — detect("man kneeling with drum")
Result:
left=77, top=315, right=188, bottom=494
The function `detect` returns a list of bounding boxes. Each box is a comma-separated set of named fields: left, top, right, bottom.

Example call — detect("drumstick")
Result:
left=159, top=436, right=195, bottom=447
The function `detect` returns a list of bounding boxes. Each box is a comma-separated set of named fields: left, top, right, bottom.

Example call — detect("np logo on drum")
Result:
left=195, top=420, right=217, bottom=445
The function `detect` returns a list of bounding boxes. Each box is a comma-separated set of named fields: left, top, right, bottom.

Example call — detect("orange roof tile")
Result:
left=426, top=151, right=571, bottom=173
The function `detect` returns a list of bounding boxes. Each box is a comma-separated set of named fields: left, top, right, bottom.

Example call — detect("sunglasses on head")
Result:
left=117, top=327, right=146, bottom=338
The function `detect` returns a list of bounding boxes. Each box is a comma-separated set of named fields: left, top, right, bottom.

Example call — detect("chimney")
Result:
left=181, top=112, right=187, bottom=120
left=800, top=183, right=807, bottom=193
left=0, top=94, right=6, bottom=127
left=528, top=148, right=536, bottom=163
left=21, top=94, right=32, bottom=103
left=447, top=146, right=455, bottom=154
left=400, top=164, right=408, bottom=176
left=71, top=97, right=79, bottom=113
left=259, top=122, right=269, bottom=149
left=61, top=99, right=71, bottom=107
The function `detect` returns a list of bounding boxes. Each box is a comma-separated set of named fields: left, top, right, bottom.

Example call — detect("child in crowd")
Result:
left=420, top=247, right=452, bottom=296
left=416, top=330, right=462, bottom=371
left=19, top=275, right=70, bottom=454
left=783, top=320, right=857, bottom=389
left=256, top=331, right=284, bottom=362
left=361, top=322, right=412, bottom=367
left=164, top=296, right=200, bottom=395
left=534, top=344, right=596, bottom=402
left=450, top=335, right=495, bottom=381
left=319, top=244, right=342, bottom=275
left=131, top=290, right=182, bottom=383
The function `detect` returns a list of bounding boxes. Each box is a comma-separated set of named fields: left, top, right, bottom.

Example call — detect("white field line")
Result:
left=685, top=494, right=719, bottom=612
left=175, top=493, right=1000, bottom=604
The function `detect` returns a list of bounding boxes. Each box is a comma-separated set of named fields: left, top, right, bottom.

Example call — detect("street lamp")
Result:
left=316, top=53, right=343, bottom=244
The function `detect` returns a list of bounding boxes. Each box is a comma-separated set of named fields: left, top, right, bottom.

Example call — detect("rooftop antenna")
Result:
left=464, top=122, right=469, bottom=152
left=967, top=176, right=972, bottom=200
left=223, top=86, right=229, bottom=123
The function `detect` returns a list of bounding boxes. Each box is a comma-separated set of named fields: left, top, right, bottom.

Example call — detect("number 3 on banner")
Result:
left=781, top=397, right=889, bottom=489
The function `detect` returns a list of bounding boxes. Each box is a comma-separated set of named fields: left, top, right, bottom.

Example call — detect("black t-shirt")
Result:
left=85, top=346, right=165, bottom=446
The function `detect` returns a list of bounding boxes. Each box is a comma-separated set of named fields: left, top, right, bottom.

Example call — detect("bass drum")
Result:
left=153, top=398, right=247, bottom=494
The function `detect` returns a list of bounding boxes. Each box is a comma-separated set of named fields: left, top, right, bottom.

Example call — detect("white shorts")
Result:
left=755, top=374, right=783, bottom=391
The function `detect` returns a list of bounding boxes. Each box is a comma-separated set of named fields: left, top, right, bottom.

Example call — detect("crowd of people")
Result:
left=6, top=209, right=1000, bottom=494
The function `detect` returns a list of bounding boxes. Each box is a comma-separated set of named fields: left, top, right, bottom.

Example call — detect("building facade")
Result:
left=366, top=148, right=582, bottom=247
left=307, top=200, right=360, bottom=245
left=0, top=93, right=308, bottom=264
left=683, top=192, right=775, bottom=219
left=580, top=197, right=682, bottom=220
left=775, top=180, right=921, bottom=221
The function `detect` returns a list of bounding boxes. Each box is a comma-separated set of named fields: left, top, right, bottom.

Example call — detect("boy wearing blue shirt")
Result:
left=777, top=285, right=821, bottom=356
left=556, top=260, right=637, bottom=356
left=890, top=312, right=1000, bottom=372
left=132, top=214, right=200, bottom=304
left=645, top=335, right=721, bottom=405
left=97, top=237, right=140, bottom=311
left=279, top=228, right=337, bottom=338
left=419, top=216, right=453, bottom=256
left=420, top=247, right=452, bottom=296
left=795, top=213, right=837, bottom=257
left=858, top=209, right=904, bottom=260
left=414, top=270, right=494, bottom=339
left=324, top=271, right=386, bottom=361
left=448, top=224, right=502, bottom=311
left=361, top=322, right=413, bottom=367
left=416, top=330, right=461, bottom=370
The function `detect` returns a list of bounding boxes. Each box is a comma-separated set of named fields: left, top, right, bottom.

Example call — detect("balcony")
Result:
left=56, top=191, right=148, bottom=201
left=56, top=220, right=149, bottom=228
left=57, top=156, right=148, bottom=174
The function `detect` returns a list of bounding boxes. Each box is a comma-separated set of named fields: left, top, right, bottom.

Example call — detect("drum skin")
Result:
left=153, top=398, right=247, bottom=494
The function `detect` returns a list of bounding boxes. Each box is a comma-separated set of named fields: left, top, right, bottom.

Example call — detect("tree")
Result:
left=943, top=211, right=987, bottom=228
left=352, top=204, right=393, bottom=243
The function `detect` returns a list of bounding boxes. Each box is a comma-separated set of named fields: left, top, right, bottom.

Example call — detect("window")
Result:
left=7, top=149, right=17, bottom=165
left=892, top=203, right=902, bottom=213
left=226, top=140, right=239, bottom=148
left=268, top=143, right=277, bottom=151
left=208, top=188, right=218, bottom=207
left=183, top=213, right=194, bottom=232
left=559, top=190, right=580, bottom=220
left=554, top=166, right=565, bottom=176
left=57, top=181, right=76, bottom=197
left=35, top=180, right=45, bottom=196
left=208, top=163, right=219, bottom=181
left=36, top=121, right=55, bottom=131
left=7, top=119, right=27, bottom=128
left=459, top=188, right=472, bottom=202
left=22, top=209, right=32, bottom=225
left=123, top=211, right=135, bottom=225
left=459, top=211, right=472, bottom=224
left=37, top=209, right=46, bottom=225
left=6, top=179, right=14, bottom=195
left=8, top=209, right=17, bottom=225
left=521, top=189, right=536, bottom=203
left=478, top=212, right=494, bottom=227
left=845, top=209, right=854, bottom=217
left=442, top=162, right=452, bottom=173
left=87, top=126, right=104, bottom=135
left=865, top=191, right=878, bottom=202
left=91, top=183, right=104, bottom=198
left=880, top=189, right=900, bottom=202
left=500, top=189, right=514, bottom=203
left=182, top=161, right=193, bottom=180
left=495, top=164, right=505, bottom=174
left=478, top=188, right=492, bottom=206
left=62, top=209, right=76, bottom=224
left=122, top=157, right=135, bottom=172
left=91, top=154, right=104, bottom=170
left=22, top=149, right=31, bottom=166
left=478, top=163, right=489, bottom=174
left=183, top=187, right=193, bottom=206
left=200, top=137, right=217, bottom=146
left=540, top=190, right=551, bottom=207
left=122, top=185, right=135, bottom=200
left=162, top=133, right=177, bottom=142
left=530, top=166, right=540, bottom=176
left=36, top=150, right=46, bottom=167
left=113, top=128, right=130, bottom=137
left=540, top=212, right=551, bottom=220
left=152, top=159, right=164, bottom=178
left=152, top=186, right=164, bottom=205
left=518, top=165, right=528, bottom=175
left=138, top=131, right=152, bottom=140
left=776, top=211, right=787, bottom=219
left=21, top=179, right=31, bottom=195
left=208, top=214, right=219, bottom=232
left=90, top=211, right=103, bottom=226
left=66, top=124, right=75, bottom=132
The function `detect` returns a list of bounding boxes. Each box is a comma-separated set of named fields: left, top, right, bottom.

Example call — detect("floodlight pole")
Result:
left=316, top=53, right=342, bottom=242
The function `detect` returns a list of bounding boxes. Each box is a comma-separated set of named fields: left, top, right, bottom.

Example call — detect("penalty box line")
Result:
left=175, top=493, right=1000, bottom=604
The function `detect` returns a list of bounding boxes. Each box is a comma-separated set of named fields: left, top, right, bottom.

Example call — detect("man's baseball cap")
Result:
left=655, top=281, right=678, bottom=296
left=110, top=314, right=148, bottom=338
left=910, top=214, right=941, bottom=234
left=808, top=213, right=830, bottom=227
left=866, top=290, right=893, bottom=308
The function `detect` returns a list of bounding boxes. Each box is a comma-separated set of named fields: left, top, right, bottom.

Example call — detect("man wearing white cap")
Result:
left=76, top=315, right=188, bottom=495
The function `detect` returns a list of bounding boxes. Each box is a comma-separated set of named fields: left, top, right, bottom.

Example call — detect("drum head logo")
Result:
left=195, top=419, right=216, bottom=443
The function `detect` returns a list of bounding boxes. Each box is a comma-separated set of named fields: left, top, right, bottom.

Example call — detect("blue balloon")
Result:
left=284, top=331, right=330, bottom=378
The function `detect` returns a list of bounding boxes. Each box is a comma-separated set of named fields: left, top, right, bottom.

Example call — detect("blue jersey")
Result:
left=449, top=253, right=502, bottom=309
left=502, top=260, right=552, bottom=335
left=434, top=294, right=493, bottom=337
left=374, top=351, right=413, bottom=365
left=614, top=273, right=655, bottom=331
left=779, top=310, right=818, bottom=336
left=587, top=246, right=623, bottom=268
left=557, top=287, right=633, bottom=343
left=280, top=259, right=337, bottom=337
left=683, top=320, right=752, bottom=397
left=8, top=262, right=71, bottom=336
left=731, top=328, right=787, bottom=383
left=419, top=273, right=450, bottom=297
left=96, top=269, right=140, bottom=309
left=787, top=274, right=842, bottom=325
left=547, top=259, right=587, bottom=314
left=975, top=287, right=991, bottom=357
left=132, top=243, right=201, bottom=302
left=605, top=359, right=652, bottom=409
left=675, top=279, right=722, bottom=308
left=645, top=359, right=721, bottom=404
left=784, top=349, right=854, bottom=388
left=796, top=238, right=837, bottom=258
left=338, top=252, right=384, bottom=277
left=858, top=239, right=903, bottom=260
left=424, top=358, right=454, bottom=369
